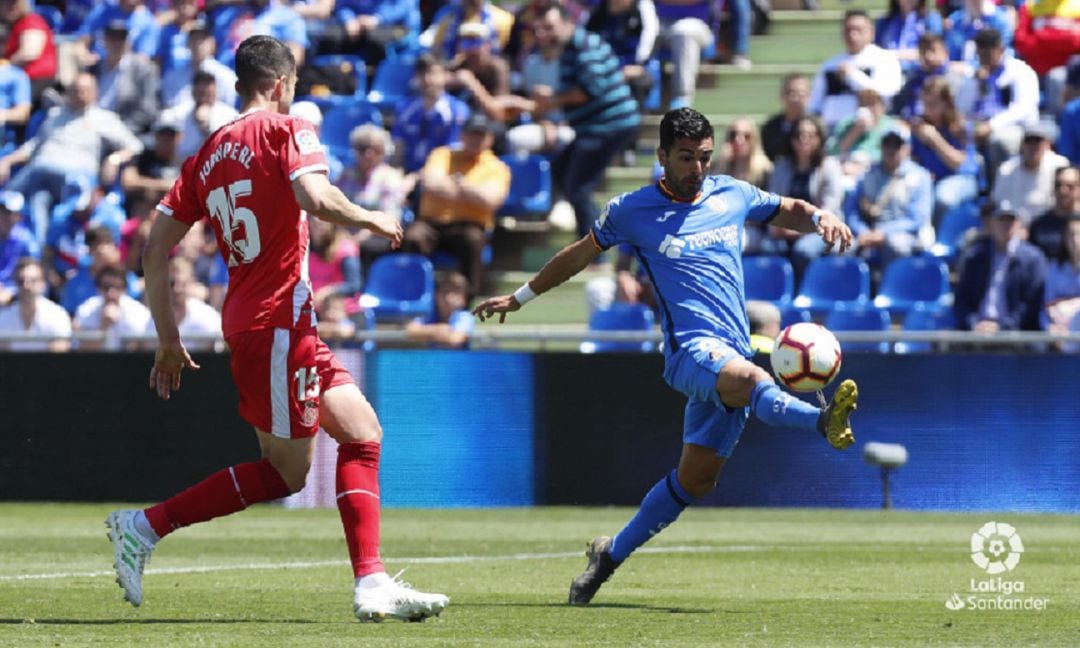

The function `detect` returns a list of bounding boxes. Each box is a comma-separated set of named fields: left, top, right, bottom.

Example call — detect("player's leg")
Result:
left=316, top=344, right=448, bottom=622
left=716, top=356, right=856, bottom=449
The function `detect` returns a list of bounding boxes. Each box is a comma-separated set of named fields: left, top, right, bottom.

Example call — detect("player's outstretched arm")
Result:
left=473, top=234, right=601, bottom=323
left=292, top=171, right=403, bottom=247
left=143, top=212, right=201, bottom=400
left=771, top=197, right=853, bottom=253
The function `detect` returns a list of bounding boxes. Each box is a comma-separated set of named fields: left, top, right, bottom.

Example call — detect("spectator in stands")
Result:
left=431, top=0, right=514, bottom=60
left=0, top=60, right=30, bottom=155
left=448, top=22, right=513, bottom=122
left=0, top=72, right=143, bottom=244
left=1030, top=166, right=1080, bottom=263
left=211, top=0, right=308, bottom=68
left=77, top=0, right=160, bottom=66
left=167, top=256, right=221, bottom=352
left=1042, top=216, right=1080, bottom=341
left=309, top=216, right=362, bottom=308
left=761, top=73, right=810, bottom=163
left=991, top=121, right=1070, bottom=224
left=289, top=100, right=343, bottom=181
left=56, top=222, right=126, bottom=315
left=315, top=292, right=356, bottom=343
left=826, top=88, right=898, bottom=174
left=767, top=116, right=845, bottom=274
left=1, top=0, right=57, bottom=102
left=93, top=21, right=160, bottom=135
left=714, top=117, right=771, bottom=189
left=585, top=0, right=660, bottom=83
left=1013, top=0, right=1080, bottom=114
left=809, top=10, right=903, bottom=128
left=404, top=270, right=474, bottom=349
left=943, top=0, right=1013, bottom=64
left=1059, top=63, right=1080, bottom=165
left=955, top=28, right=1040, bottom=175
left=910, top=76, right=981, bottom=226
left=403, top=113, right=510, bottom=298
left=391, top=54, right=470, bottom=175
left=161, top=71, right=240, bottom=160
left=529, top=2, right=641, bottom=238
left=121, top=116, right=182, bottom=210
left=0, top=257, right=71, bottom=351
left=846, top=125, right=934, bottom=268
left=891, top=32, right=956, bottom=120
left=954, top=203, right=1048, bottom=333
left=747, top=299, right=781, bottom=355
left=503, top=13, right=577, bottom=156
left=73, top=263, right=151, bottom=350
left=155, top=0, right=202, bottom=78
left=653, top=0, right=714, bottom=108
left=321, top=0, right=420, bottom=64
left=338, top=124, right=409, bottom=274
left=160, top=20, right=238, bottom=110
left=0, top=191, right=37, bottom=302
left=875, top=0, right=943, bottom=67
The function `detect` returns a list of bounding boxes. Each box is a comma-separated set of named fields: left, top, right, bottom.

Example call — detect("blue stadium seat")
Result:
left=779, top=304, right=812, bottom=329
left=744, top=255, right=794, bottom=307
left=580, top=303, right=656, bottom=353
left=357, top=254, right=434, bottom=322
left=931, top=202, right=981, bottom=261
left=792, top=256, right=871, bottom=313
left=872, top=255, right=952, bottom=315
left=895, top=304, right=956, bottom=354
left=367, top=56, right=416, bottom=110
left=825, top=302, right=891, bottom=353
left=320, top=101, right=383, bottom=166
left=497, top=152, right=552, bottom=220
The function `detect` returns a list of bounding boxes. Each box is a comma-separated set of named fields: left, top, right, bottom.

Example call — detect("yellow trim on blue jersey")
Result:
left=657, top=177, right=701, bottom=204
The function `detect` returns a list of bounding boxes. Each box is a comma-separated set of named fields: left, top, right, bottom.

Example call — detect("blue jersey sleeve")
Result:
left=739, top=181, right=782, bottom=224
left=590, top=194, right=629, bottom=250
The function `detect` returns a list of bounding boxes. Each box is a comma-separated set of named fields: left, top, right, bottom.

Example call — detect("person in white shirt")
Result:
left=73, top=264, right=152, bottom=350
left=955, top=28, right=1041, bottom=177
left=991, top=122, right=1070, bottom=224
left=0, top=258, right=72, bottom=351
left=809, top=10, right=903, bottom=128
left=168, top=256, right=221, bottom=352
left=160, top=70, right=239, bottom=160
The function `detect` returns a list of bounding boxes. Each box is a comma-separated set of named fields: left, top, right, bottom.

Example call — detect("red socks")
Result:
left=336, top=441, right=384, bottom=578
left=144, top=458, right=291, bottom=539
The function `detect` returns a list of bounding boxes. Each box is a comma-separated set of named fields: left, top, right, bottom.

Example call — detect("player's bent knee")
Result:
left=321, top=384, right=383, bottom=444
left=716, top=360, right=771, bottom=408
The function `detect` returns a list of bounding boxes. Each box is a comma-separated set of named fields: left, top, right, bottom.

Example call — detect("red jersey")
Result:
left=4, top=13, right=57, bottom=81
left=158, top=109, right=329, bottom=337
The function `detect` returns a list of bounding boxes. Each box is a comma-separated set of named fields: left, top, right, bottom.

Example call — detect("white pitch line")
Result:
left=0, top=545, right=762, bottom=583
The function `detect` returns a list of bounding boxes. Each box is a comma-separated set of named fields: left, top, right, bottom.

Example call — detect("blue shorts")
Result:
left=662, top=337, right=750, bottom=458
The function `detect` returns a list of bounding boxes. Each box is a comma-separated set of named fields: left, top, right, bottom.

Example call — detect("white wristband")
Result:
left=513, top=282, right=537, bottom=306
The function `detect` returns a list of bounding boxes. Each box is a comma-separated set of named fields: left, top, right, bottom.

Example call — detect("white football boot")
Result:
left=105, top=509, right=155, bottom=607
left=353, top=570, right=449, bottom=622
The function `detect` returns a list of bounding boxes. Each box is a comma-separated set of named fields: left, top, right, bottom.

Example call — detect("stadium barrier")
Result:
left=2, top=350, right=1078, bottom=512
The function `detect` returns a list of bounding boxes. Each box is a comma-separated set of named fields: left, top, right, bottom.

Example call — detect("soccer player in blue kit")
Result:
left=472, top=108, right=859, bottom=605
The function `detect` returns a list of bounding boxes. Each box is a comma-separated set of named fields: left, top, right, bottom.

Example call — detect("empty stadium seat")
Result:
left=931, top=202, right=981, bottom=261
left=825, top=302, right=892, bottom=353
left=320, top=101, right=383, bottom=166
left=792, top=256, right=871, bottom=313
left=779, top=304, right=812, bottom=329
left=498, top=152, right=553, bottom=220
left=357, top=254, right=434, bottom=322
left=580, top=303, right=656, bottom=353
left=744, top=255, right=794, bottom=306
left=872, top=255, right=952, bottom=315
left=367, top=56, right=416, bottom=110
left=895, top=304, right=957, bottom=354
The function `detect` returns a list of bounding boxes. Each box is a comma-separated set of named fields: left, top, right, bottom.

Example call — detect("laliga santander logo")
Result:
left=970, top=521, right=1024, bottom=574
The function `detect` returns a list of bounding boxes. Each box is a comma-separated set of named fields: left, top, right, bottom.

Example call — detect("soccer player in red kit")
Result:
left=105, top=35, right=449, bottom=622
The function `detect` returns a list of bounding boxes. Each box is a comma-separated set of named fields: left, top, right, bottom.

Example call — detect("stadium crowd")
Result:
left=0, top=0, right=1077, bottom=351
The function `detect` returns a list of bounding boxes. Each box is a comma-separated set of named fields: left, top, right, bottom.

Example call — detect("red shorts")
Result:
left=226, top=327, right=355, bottom=439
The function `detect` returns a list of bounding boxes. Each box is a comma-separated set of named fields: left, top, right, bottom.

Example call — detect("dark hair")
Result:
left=788, top=115, right=826, bottom=168
left=781, top=72, right=808, bottom=89
left=415, top=52, right=443, bottom=75
left=917, top=32, right=944, bottom=49
left=886, top=0, right=928, bottom=18
left=535, top=1, right=569, bottom=20
left=235, top=35, right=295, bottom=98
left=192, top=70, right=216, bottom=87
left=659, top=108, right=714, bottom=152
left=86, top=224, right=115, bottom=248
left=437, top=271, right=469, bottom=294
left=844, top=9, right=871, bottom=22
left=94, top=264, right=126, bottom=289
left=973, top=28, right=1002, bottom=49
left=14, top=256, right=42, bottom=278
left=1055, top=165, right=1080, bottom=183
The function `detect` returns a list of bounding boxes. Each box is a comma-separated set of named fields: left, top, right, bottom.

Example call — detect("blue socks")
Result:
left=749, top=381, right=821, bottom=431
left=610, top=469, right=696, bottom=563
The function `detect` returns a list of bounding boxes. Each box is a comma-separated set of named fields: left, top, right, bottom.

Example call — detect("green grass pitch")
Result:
left=1, top=504, right=1076, bottom=646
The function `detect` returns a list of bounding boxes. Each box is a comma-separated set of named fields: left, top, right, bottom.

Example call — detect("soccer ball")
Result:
left=769, top=322, right=842, bottom=393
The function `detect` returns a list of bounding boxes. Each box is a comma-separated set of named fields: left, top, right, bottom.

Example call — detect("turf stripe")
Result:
left=0, top=545, right=761, bottom=582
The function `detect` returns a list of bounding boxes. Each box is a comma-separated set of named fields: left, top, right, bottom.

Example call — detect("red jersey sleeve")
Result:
left=278, top=117, right=330, bottom=182
left=157, top=156, right=205, bottom=225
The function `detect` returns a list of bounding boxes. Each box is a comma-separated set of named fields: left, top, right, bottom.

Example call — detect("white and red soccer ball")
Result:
left=770, top=322, right=842, bottom=392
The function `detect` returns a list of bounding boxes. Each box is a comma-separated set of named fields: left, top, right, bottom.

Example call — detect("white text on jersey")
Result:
left=198, top=141, right=255, bottom=185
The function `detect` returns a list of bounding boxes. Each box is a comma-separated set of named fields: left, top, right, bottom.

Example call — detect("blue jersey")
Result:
left=591, top=175, right=782, bottom=358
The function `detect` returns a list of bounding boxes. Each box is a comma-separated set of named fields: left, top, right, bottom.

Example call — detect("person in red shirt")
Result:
left=104, top=35, right=449, bottom=623
left=0, top=0, right=57, bottom=101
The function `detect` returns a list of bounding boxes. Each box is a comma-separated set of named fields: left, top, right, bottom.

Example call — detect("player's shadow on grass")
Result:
left=458, top=602, right=714, bottom=614
left=0, top=618, right=323, bottom=625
